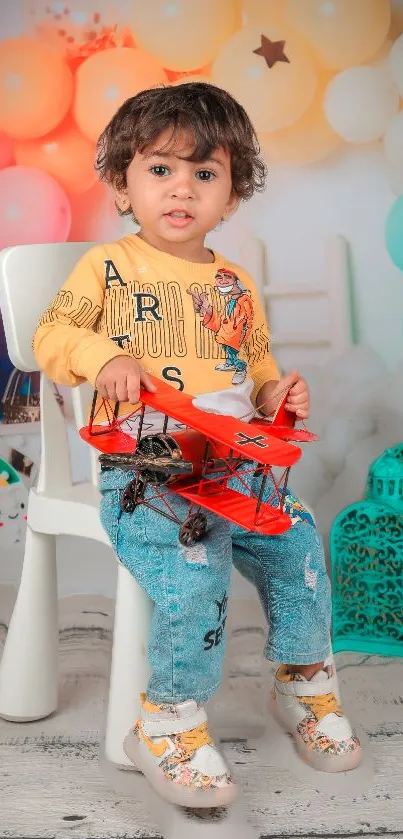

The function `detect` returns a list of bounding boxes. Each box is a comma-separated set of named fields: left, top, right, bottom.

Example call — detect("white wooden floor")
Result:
left=1, top=586, right=402, bottom=839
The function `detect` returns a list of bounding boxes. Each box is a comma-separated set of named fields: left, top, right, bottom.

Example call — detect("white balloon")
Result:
left=388, top=33, right=403, bottom=95
left=384, top=110, right=403, bottom=195
left=324, top=66, right=399, bottom=143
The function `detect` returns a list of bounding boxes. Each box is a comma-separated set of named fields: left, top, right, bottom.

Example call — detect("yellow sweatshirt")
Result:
left=33, top=234, right=279, bottom=425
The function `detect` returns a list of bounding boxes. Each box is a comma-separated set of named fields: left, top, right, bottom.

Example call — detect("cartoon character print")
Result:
left=188, top=268, right=253, bottom=385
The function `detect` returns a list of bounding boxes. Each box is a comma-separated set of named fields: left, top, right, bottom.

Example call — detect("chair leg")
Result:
left=0, top=527, right=58, bottom=721
left=104, top=562, right=152, bottom=766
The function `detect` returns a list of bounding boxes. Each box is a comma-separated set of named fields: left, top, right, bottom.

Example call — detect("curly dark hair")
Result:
left=95, top=82, right=267, bottom=217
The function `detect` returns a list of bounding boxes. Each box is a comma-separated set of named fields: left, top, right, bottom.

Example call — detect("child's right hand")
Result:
left=95, top=356, right=156, bottom=404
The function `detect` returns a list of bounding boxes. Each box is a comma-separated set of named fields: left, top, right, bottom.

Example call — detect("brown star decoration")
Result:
left=253, top=34, right=290, bottom=69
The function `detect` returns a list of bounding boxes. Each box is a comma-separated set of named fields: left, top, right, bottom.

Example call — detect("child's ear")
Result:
left=222, top=193, right=240, bottom=221
left=112, top=180, right=130, bottom=213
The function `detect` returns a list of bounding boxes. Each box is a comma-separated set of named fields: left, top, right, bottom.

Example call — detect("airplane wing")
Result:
left=250, top=420, right=319, bottom=443
left=171, top=479, right=292, bottom=535
left=140, top=376, right=301, bottom=467
left=79, top=424, right=138, bottom=454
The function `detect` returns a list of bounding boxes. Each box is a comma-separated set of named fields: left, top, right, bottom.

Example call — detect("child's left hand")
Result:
left=280, top=369, right=310, bottom=419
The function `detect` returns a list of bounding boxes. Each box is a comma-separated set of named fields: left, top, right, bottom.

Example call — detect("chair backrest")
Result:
left=0, top=242, right=94, bottom=372
left=0, top=242, right=99, bottom=491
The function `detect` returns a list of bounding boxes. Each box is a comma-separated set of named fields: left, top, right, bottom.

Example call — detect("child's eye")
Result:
left=195, top=170, right=216, bottom=182
left=150, top=165, right=170, bottom=177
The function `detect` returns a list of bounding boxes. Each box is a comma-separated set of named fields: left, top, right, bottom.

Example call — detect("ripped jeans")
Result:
left=99, top=466, right=332, bottom=705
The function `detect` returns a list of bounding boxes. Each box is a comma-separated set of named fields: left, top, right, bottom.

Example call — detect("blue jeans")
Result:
left=99, top=467, right=331, bottom=705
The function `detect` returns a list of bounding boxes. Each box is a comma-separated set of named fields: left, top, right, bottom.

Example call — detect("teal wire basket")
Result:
left=330, top=444, right=403, bottom=657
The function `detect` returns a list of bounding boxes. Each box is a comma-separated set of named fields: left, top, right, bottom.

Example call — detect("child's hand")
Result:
left=95, top=356, right=156, bottom=404
left=281, top=369, right=310, bottom=419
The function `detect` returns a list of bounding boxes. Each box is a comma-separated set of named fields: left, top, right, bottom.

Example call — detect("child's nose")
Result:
left=171, top=174, right=195, bottom=200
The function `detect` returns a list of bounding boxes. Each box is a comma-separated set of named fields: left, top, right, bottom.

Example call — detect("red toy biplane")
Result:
left=80, top=376, right=318, bottom=546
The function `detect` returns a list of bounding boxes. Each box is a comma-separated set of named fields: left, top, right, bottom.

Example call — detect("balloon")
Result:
left=165, top=64, right=212, bottom=83
left=129, top=0, right=237, bottom=72
left=390, top=0, right=403, bottom=40
left=15, top=119, right=97, bottom=195
left=68, top=182, right=124, bottom=242
left=285, top=0, right=391, bottom=70
left=384, top=111, right=403, bottom=195
left=259, top=74, right=342, bottom=167
left=74, top=47, right=168, bottom=143
left=0, top=132, right=14, bottom=169
left=388, top=34, right=403, bottom=96
left=324, top=67, right=399, bottom=143
left=212, top=26, right=317, bottom=133
left=239, top=0, right=286, bottom=28
left=171, top=73, right=213, bottom=87
left=22, top=0, right=131, bottom=58
left=0, top=166, right=71, bottom=248
left=0, top=37, right=73, bottom=140
left=385, top=195, right=403, bottom=270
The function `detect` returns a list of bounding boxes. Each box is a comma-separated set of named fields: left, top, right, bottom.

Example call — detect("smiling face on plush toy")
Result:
left=0, top=464, right=28, bottom=548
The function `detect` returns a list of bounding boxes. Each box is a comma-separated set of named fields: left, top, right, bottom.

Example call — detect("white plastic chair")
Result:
left=0, top=242, right=152, bottom=766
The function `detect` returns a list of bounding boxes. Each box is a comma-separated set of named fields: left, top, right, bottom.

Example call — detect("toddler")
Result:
left=34, top=82, right=361, bottom=808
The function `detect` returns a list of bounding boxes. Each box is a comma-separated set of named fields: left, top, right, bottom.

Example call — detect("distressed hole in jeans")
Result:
left=304, top=552, right=317, bottom=593
left=180, top=542, right=209, bottom=567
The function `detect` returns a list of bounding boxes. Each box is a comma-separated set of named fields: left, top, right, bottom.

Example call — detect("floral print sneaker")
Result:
left=123, top=694, right=237, bottom=807
left=270, top=664, right=362, bottom=772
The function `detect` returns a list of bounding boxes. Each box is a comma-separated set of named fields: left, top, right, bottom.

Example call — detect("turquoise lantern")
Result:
left=330, top=444, right=403, bottom=657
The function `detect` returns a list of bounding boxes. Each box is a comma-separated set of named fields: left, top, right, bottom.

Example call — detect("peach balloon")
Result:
left=0, top=166, right=71, bottom=248
left=171, top=74, right=213, bottom=86
left=0, top=37, right=73, bottom=140
left=74, top=47, right=168, bottom=143
left=129, top=0, right=237, bottom=71
left=240, top=0, right=286, bottom=28
left=285, top=0, right=391, bottom=70
left=23, top=0, right=129, bottom=58
left=15, top=120, right=97, bottom=195
left=0, top=132, right=14, bottom=169
left=259, top=74, right=342, bottom=167
left=212, top=26, right=317, bottom=133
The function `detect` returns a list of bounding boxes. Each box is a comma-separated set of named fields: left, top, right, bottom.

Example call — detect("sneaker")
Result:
left=270, top=664, right=362, bottom=772
left=215, top=362, right=236, bottom=371
left=231, top=369, right=247, bottom=385
left=123, top=694, right=237, bottom=808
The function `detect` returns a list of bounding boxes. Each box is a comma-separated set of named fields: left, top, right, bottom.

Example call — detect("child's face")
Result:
left=114, top=129, right=239, bottom=251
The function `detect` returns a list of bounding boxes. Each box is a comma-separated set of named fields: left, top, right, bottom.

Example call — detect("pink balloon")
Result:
left=0, top=132, right=14, bottom=169
left=0, top=165, right=71, bottom=248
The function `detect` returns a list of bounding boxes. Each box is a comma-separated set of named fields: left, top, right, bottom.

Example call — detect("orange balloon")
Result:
left=0, top=37, right=73, bottom=140
left=285, top=0, right=391, bottom=70
left=212, top=26, right=317, bottom=133
left=259, top=74, right=343, bottom=167
left=74, top=47, right=168, bottom=143
left=15, top=119, right=97, bottom=195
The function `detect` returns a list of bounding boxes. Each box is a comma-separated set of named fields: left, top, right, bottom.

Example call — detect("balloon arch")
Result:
left=0, top=0, right=402, bottom=265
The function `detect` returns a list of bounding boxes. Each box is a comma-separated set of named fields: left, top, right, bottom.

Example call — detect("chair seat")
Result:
left=27, top=483, right=110, bottom=545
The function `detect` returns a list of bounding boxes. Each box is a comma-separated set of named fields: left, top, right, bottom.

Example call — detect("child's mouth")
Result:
left=164, top=211, right=194, bottom=228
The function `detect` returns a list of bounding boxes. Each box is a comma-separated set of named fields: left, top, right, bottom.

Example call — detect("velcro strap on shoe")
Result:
left=277, top=675, right=336, bottom=697
left=142, top=706, right=207, bottom=738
